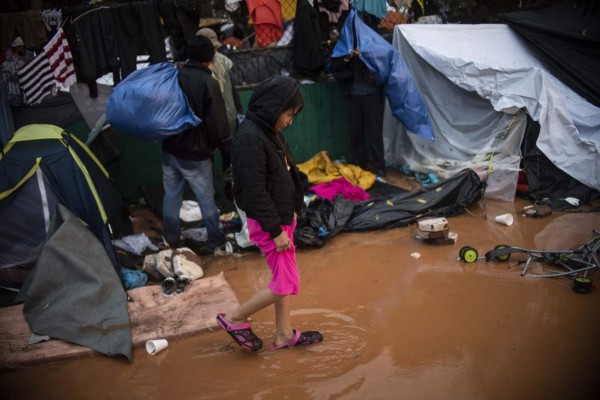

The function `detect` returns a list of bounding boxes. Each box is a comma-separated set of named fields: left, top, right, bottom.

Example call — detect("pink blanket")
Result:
left=310, top=177, right=370, bottom=202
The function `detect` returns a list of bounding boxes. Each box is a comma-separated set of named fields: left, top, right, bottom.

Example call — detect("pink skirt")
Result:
left=246, top=217, right=299, bottom=296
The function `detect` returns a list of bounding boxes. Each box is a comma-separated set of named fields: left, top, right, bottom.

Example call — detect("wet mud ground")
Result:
left=1, top=171, right=600, bottom=400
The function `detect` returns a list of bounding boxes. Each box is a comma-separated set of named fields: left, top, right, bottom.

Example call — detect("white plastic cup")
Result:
left=146, top=339, right=168, bottom=355
left=495, top=213, right=514, bottom=226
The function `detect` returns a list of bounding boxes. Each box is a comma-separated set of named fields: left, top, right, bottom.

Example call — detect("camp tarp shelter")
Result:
left=0, top=124, right=128, bottom=271
left=332, top=8, right=435, bottom=142
left=16, top=205, right=132, bottom=362
left=499, top=0, right=600, bottom=108
left=383, top=24, right=600, bottom=202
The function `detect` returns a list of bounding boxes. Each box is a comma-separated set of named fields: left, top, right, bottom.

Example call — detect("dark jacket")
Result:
left=232, top=76, right=304, bottom=239
left=162, top=60, right=230, bottom=160
left=330, top=55, right=379, bottom=96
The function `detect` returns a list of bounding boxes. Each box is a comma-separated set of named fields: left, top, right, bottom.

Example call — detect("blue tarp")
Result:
left=332, top=9, right=435, bottom=142
left=106, top=62, right=201, bottom=143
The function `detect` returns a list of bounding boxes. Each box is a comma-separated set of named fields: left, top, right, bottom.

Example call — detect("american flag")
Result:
left=17, top=51, right=56, bottom=105
left=43, top=28, right=76, bottom=88
left=17, top=28, right=76, bottom=105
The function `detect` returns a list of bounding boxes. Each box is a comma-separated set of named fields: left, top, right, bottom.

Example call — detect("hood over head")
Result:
left=187, top=35, right=215, bottom=62
left=246, top=75, right=301, bottom=133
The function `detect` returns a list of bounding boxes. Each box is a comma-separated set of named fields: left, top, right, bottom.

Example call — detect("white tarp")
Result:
left=384, top=24, right=600, bottom=200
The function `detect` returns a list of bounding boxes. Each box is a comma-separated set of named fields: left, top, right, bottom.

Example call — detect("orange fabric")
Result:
left=379, top=11, right=407, bottom=30
left=247, top=0, right=283, bottom=47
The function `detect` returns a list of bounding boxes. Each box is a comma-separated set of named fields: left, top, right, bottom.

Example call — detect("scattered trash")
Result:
left=494, top=213, right=514, bottom=226
left=146, top=339, right=169, bottom=355
left=410, top=252, right=421, bottom=259
left=522, top=204, right=552, bottom=218
left=119, top=268, right=148, bottom=290
left=113, top=233, right=159, bottom=255
left=182, top=227, right=208, bottom=243
left=143, top=247, right=203, bottom=281
left=179, top=200, right=202, bottom=222
left=172, top=248, right=204, bottom=279
left=219, top=211, right=241, bottom=230
left=564, top=197, right=580, bottom=207
left=415, top=217, right=458, bottom=245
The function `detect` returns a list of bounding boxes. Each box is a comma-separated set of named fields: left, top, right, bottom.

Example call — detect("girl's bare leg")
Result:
left=226, top=288, right=282, bottom=324
left=274, top=295, right=293, bottom=345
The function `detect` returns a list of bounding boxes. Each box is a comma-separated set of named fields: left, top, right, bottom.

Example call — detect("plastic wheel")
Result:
left=493, top=245, right=511, bottom=261
left=573, top=277, right=593, bottom=294
left=460, top=246, right=478, bottom=263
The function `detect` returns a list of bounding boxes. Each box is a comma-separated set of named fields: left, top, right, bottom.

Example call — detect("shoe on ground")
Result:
left=175, top=275, right=191, bottom=295
left=161, top=276, right=176, bottom=297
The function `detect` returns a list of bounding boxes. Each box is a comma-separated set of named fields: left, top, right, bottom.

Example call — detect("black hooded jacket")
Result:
left=162, top=60, right=230, bottom=160
left=232, top=76, right=304, bottom=239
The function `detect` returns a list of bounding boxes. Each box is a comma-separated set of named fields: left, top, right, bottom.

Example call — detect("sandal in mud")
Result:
left=161, top=277, right=176, bottom=297
left=175, top=275, right=191, bottom=295
left=271, top=329, right=323, bottom=350
left=216, top=313, right=263, bottom=352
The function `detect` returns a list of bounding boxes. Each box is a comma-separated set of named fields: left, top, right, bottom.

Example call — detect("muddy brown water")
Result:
left=1, top=182, right=599, bottom=399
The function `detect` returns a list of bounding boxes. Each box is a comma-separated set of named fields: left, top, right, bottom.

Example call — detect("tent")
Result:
left=499, top=0, right=600, bottom=108
left=0, top=124, right=129, bottom=272
left=15, top=205, right=132, bottom=362
left=383, top=22, right=600, bottom=203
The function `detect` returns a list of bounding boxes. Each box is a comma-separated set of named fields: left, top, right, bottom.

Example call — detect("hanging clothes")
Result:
left=18, top=51, right=56, bottom=105
left=110, top=1, right=167, bottom=79
left=247, top=0, right=284, bottom=47
left=0, top=11, right=47, bottom=51
left=316, top=0, right=349, bottom=23
left=70, top=1, right=166, bottom=97
left=293, top=0, right=325, bottom=77
left=352, top=0, right=388, bottom=20
left=71, top=5, right=121, bottom=94
left=43, top=28, right=76, bottom=89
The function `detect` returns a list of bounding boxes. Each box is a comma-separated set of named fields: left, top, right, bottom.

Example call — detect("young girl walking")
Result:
left=216, top=75, right=323, bottom=351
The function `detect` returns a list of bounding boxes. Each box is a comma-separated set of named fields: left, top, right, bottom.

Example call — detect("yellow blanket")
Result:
left=297, top=151, right=376, bottom=190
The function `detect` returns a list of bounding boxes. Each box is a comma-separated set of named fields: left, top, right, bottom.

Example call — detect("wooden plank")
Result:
left=0, top=272, right=239, bottom=369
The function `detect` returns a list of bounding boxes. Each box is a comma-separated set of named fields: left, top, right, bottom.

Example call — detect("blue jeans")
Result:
left=162, top=152, right=225, bottom=249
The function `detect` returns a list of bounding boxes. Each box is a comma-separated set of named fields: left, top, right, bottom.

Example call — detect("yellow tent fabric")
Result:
left=297, top=151, right=376, bottom=190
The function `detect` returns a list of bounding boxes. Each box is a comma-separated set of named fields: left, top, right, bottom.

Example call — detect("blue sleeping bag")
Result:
left=332, top=9, right=435, bottom=142
left=106, top=62, right=201, bottom=143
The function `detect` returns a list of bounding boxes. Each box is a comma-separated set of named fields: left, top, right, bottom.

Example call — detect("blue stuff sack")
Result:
left=106, top=62, right=202, bottom=143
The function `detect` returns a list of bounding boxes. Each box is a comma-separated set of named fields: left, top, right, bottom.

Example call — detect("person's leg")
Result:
left=181, top=158, right=225, bottom=249
left=361, top=90, right=386, bottom=173
left=274, top=295, right=293, bottom=345
left=227, top=288, right=282, bottom=324
left=346, top=93, right=368, bottom=169
left=161, top=153, right=186, bottom=246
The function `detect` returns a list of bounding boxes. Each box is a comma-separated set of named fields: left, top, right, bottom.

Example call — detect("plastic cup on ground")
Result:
left=146, top=339, right=168, bottom=355
left=495, top=213, right=514, bottom=226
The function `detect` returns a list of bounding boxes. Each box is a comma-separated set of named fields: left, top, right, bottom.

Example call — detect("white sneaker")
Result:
left=214, top=241, right=234, bottom=256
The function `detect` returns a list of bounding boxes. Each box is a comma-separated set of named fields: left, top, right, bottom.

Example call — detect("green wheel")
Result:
left=460, top=246, right=479, bottom=263
left=573, top=277, right=593, bottom=294
left=494, top=245, right=511, bottom=261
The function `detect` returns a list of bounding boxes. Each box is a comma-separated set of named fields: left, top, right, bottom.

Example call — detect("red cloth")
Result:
left=310, top=177, right=370, bottom=202
left=247, top=0, right=283, bottom=46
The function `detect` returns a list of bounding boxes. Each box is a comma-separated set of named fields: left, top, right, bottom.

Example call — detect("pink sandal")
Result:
left=216, top=313, right=263, bottom=352
left=271, top=329, right=323, bottom=350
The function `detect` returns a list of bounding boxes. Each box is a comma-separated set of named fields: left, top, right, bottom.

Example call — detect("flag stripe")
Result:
left=18, top=52, right=56, bottom=105
left=43, top=28, right=76, bottom=88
